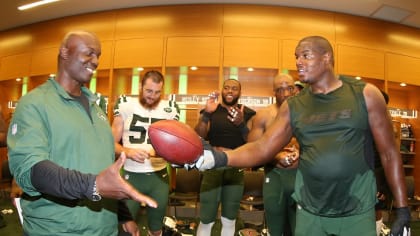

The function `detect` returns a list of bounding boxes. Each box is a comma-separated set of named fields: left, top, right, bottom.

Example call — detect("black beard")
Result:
left=222, top=96, right=239, bottom=106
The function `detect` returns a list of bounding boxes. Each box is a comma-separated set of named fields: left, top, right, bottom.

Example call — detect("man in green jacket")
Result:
left=7, top=31, right=156, bottom=236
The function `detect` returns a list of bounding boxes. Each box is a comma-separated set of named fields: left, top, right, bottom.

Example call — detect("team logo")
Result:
left=97, top=112, right=107, bottom=121
left=11, top=123, right=17, bottom=135
left=164, top=107, right=172, bottom=113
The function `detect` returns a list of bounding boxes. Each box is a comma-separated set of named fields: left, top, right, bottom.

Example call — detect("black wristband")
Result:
left=213, top=151, right=228, bottom=168
left=201, top=111, right=211, bottom=123
left=395, top=207, right=410, bottom=220
left=238, top=122, right=249, bottom=136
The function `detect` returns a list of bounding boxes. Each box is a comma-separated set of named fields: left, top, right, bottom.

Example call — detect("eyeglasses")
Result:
left=274, top=86, right=295, bottom=94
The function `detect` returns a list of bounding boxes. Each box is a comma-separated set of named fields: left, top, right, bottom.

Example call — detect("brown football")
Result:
left=148, top=120, right=203, bottom=165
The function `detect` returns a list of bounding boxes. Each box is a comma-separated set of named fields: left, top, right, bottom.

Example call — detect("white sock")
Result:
left=376, top=218, right=383, bottom=236
left=197, top=221, right=214, bottom=236
left=221, top=216, right=236, bottom=236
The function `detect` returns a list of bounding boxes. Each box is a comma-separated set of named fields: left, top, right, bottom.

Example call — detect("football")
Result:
left=148, top=120, right=203, bottom=165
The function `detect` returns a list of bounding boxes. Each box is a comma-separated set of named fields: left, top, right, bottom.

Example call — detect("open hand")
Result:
left=96, top=152, right=157, bottom=208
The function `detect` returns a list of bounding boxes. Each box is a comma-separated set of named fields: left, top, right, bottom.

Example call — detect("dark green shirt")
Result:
left=288, top=76, right=376, bottom=217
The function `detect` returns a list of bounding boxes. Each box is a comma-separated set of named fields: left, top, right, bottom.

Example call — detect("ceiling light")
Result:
left=400, top=82, right=407, bottom=87
left=190, top=66, right=198, bottom=71
left=355, top=76, right=361, bottom=80
left=18, top=0, right=60, bottom=11
left=137, top=67, right=144, bottom=71
left=247, top=67, right=254, bottom=72
left=371, top=4, right=413, bottom=23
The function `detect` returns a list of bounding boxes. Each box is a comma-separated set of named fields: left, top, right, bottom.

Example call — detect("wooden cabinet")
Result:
left=400, top=121, right=416, bottom=177
left=401, top=137, right=416, bottom=176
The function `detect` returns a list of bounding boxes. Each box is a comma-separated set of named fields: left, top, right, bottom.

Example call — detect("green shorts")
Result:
left=199, top=167, right=244, bottom=223
left=122, top=168, right=169, bottom=232
left=295, top=205, right=375, bottom=236
left=263, top=167, right=297, bottom=235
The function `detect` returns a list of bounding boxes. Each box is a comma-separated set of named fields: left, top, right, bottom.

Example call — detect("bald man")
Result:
left=7, top=31, right=156, bottom=236
left=248, top=73, right=299, bottom=235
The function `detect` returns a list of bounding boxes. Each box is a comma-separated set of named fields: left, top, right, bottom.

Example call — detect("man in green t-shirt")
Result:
left=194, top=36, right=410, bottom=236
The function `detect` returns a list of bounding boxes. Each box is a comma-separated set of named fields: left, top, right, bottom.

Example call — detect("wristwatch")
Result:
left=92, top=180, right=102, bottom=201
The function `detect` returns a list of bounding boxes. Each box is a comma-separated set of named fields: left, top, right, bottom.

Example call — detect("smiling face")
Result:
left=221, top=79, right=241, bottom=106
left=294, top=36, right=334, bottom=85
left=61, top=32, right=101, bottom=85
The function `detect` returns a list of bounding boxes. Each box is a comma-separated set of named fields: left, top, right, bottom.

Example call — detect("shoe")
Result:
left=379, top=223, right=390, bottom=236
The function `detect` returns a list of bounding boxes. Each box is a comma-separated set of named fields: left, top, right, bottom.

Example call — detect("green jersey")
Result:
left=288, top=76, right=376, bottom=217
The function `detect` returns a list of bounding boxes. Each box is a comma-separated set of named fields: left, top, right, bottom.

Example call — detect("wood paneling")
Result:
left=97, top=41, right=113, bottom=70
left=335, top=14, right=420, bottom=58
left=223, top=37, right=278, bottom=68
left=0, top=29, right=33, bottom=57
left=30, top=47, right=58, bottom=76
left=281, top=40, right=299, bottom=70
left=166, top=37, right=220, bottom=66
left=386, top=54, right=420, bottom=86
left=113, top=38, right=164, bottom=68
left=114, top=5, right=223, bottom=39
left=0, top=53, right=31, bottom=80
left=337, top=45, right=385, bottom=79
left=223, top=5, right=335, bottom=39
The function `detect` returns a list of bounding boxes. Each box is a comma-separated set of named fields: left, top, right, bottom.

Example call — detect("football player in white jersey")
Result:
left=112, top=70, right=179, bottom=236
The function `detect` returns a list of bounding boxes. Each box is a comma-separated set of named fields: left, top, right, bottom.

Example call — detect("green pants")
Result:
left=295, top=205, right=375, bottom=236
left=263, top=167, right=297, bottom=235
left=199, top=167, right=244, bottom=223
left=122, top=168, right=169, bottom=232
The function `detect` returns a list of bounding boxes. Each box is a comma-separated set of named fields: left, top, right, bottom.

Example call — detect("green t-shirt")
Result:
left=288, top=76, right=376, bottom=217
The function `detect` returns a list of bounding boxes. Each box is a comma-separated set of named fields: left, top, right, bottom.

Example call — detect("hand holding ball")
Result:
left=148, top=120, right=203, bottom=165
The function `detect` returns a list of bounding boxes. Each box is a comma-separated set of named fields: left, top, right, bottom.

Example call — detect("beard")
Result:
left=222, top=96, right=239, bottom=106
left=139, top=95, right=161, bottom=109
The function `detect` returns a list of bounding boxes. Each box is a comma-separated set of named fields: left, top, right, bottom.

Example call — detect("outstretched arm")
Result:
left=30, top=153, right=157, bottom=207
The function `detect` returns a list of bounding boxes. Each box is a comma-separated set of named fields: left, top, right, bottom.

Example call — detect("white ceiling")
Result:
left=1, top=0, right=420, bottom=31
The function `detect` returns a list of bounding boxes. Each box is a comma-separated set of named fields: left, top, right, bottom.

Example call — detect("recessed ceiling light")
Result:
left=355, top=76, right=361, bottom=80
left=137, top=67, right=144, bottom=71
left=18, top=0, right=60, bottom=11
left=190, top=66, right=198, bottom=71
left=247, top=67, right=254, bottom=72
left=16, top=78, right=21, bottom=82
left=400, top=82, right=407, bottom=87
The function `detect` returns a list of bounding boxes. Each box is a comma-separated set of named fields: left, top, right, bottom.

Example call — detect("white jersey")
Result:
left=114, top=95, right=180, bottom=173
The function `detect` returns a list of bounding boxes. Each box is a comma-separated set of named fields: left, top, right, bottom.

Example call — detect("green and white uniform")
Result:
left=113, top=95, right=179, bottom=231
left=288, top=77, right=376, bottom=235
left=8, top=78, right=117, bottom=236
